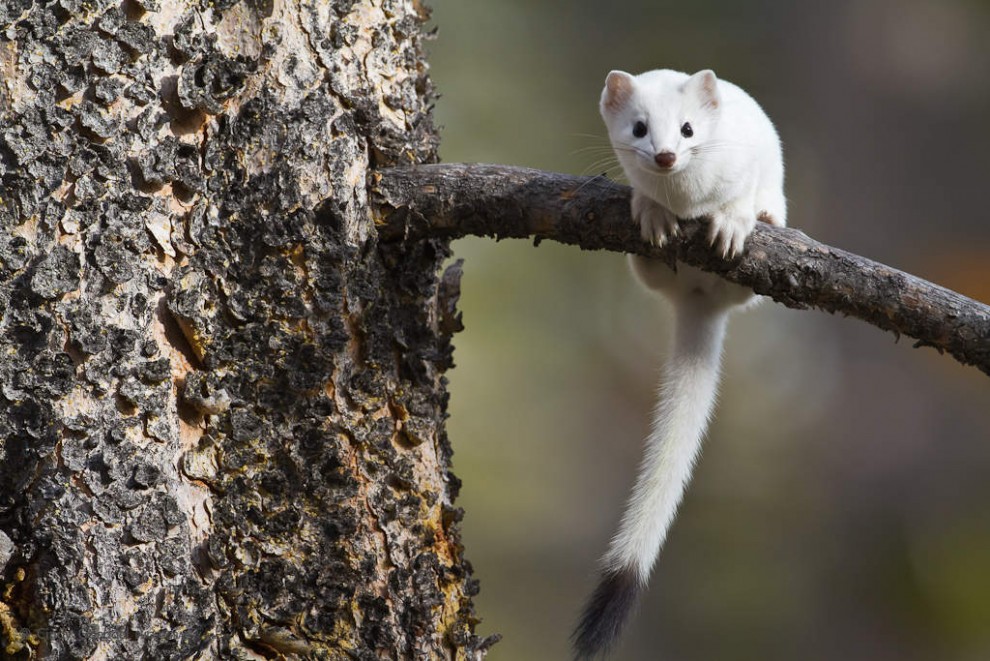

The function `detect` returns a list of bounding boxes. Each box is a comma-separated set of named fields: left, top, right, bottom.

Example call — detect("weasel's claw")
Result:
left=656, top=222, right=677, bottom=248
left=707, top=215, right=752, bottom=260
left=632, top=191, right=678, bottom=249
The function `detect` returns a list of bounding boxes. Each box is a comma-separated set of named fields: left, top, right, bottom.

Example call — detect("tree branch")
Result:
left=373, top=163, right=990, bottom=376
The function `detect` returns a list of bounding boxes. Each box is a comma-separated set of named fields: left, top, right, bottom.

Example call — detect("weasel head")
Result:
left=600, top=69, right=721, bottom=178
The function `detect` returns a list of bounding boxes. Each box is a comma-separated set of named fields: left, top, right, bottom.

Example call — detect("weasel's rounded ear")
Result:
left=686, top=69, right=720, bottom=110
left=602, top=70, right=634, bottom=114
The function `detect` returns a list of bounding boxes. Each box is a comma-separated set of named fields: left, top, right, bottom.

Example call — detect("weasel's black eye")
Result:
left=680, top=122, right=693, bottom=138
left=632, top=121, right=648, bottom=138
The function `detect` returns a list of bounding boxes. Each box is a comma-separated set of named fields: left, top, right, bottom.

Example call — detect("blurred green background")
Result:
left=425, top=1, right=990, bottom=659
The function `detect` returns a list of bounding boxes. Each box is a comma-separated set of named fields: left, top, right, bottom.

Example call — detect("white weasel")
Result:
left=573, top=69, right=786, bottom=659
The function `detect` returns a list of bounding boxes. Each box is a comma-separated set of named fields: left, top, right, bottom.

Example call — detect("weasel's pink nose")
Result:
left=655, top=151, right=676, bottom=169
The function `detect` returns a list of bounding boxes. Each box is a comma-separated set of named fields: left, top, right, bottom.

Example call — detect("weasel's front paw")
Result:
left=707, top=212, right=756, bottom=259
left=631, top=191, right=679, bottom=247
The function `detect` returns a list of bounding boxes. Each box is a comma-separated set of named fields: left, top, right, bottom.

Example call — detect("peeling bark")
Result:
left=1, top=1, right=489, bottom=659
left=375, top=163, right=990, bottom=376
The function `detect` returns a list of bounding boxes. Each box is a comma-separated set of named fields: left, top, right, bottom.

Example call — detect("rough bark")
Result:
left=0, top=1, right=489, bottom=659
left=375, top=164, right=990, bottom=376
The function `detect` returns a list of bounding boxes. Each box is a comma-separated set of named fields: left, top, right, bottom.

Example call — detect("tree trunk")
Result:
left=0, top=1, right=487, bottom=658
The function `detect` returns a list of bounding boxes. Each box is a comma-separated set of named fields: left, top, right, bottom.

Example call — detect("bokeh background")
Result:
left=425, top=1, right=990, bottom=660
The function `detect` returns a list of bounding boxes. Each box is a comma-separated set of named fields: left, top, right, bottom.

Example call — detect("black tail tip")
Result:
left=572, top=567, right=642, bottom=660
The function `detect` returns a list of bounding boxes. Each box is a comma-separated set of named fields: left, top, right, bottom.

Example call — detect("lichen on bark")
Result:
left=1, top=1, right=486, bottom=658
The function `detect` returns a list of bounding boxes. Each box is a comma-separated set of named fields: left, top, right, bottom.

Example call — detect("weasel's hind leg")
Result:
left=754, top=186, right=787, bottom=228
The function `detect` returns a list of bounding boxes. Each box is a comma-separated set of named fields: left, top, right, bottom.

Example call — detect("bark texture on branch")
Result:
left=1, top=2, right=487, bottom=659
left=374, top=163, right=990, bottom=376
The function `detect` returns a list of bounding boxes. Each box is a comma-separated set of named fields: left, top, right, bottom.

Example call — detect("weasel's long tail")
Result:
left=573, top=295, right=730, bottom=659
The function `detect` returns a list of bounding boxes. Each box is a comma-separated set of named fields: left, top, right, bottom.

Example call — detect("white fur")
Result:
left=599, top=69, right=787, bottom=582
